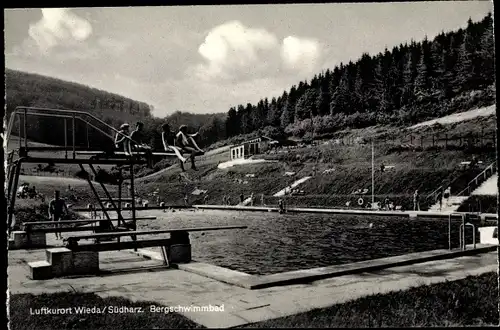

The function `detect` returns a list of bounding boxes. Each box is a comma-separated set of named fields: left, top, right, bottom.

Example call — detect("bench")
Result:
left=28, top=225, right=248, bottom=280
left=9, top=217, right=156, bottom=250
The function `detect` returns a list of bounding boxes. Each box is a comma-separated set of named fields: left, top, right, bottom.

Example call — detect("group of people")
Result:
left=114, top=122, right=205, bottom=171
left=16, top=183, right=39, bottom=199
left=413, top=186, right=451, bottom=211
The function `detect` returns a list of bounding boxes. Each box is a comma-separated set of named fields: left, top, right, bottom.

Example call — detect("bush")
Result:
left=94, top=168, right=119, bottom=185
left=74, top=169, right=90, bottom=180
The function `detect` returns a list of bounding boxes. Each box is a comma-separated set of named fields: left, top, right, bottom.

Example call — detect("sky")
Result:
left=4, top=2, right=494, bottom=117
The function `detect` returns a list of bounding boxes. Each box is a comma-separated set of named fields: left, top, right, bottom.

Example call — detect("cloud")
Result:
left=194, top=20, right=279, bottom=80
left=281, top=36, right=321, bottom=71
left=28, top=8, right=92, bottom=53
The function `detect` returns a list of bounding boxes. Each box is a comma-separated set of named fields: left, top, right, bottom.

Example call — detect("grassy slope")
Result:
left=136, top=115, right=496, bottom=209
left=244, top=272, right=498, bottom=328
left=14, top=110, right=496, bottom=211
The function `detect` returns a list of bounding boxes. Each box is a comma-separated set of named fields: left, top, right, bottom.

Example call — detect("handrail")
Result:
left=456, top=161, right=497, bottom=197
left=426, top=169, right=466, bottom=201
left=7, top=106, right=138, bottom=148
left=459, top=222, right=476, bottom=250
left=14, top=106, right=133, bottom=140
left=427, top=161, right=496, bottom=201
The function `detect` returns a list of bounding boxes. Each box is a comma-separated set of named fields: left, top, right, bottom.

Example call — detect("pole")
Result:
left=448, top=214, right=452, bottom=250
left=86, top=124, right=90, bottom=149
left=130, top=163, right=137, bottom=251
left=72, top=114, right=76, bottom=159
left=372, top=139, right=375, bottom=205
left=23, top=108, right=28, bottom=149
left=17, top=113, right=21, bottom=150
left=64, top=119, right=68, bottom=159
left=118, top=168, right=122, bottom=227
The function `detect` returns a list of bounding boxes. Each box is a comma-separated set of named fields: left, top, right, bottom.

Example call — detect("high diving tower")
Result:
left=5, top=106, right=176, bottom=238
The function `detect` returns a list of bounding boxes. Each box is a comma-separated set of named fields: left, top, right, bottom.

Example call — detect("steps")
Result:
left=471, top=174, right=498, bottom=196
left=28, top=247, right=99, bottom=280
left=428, top=196, right=470, bottom=212
left=428, top=162, right=497, bottom=212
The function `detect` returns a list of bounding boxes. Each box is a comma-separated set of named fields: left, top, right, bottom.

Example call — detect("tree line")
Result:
left=5, top=69, right=226, bottom=149
left=5, top=13, right=495, bottom=151
left=225, top=13, right=495, bottom=140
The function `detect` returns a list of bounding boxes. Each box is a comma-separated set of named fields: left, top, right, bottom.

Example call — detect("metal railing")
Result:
left=459, top=222, right=476, bottom=250
left=427, top=161, right=497, bottom=203
left=6, top=106, right=138, bottom=158
left=450, top=213, right=477, bottom=251
left=456, top=161, right=497, bottom=197
left=448, top=213, right=464, bottom=250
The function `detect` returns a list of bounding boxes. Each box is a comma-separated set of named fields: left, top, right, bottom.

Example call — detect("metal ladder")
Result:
left=449, top=213, right=477, bottom=251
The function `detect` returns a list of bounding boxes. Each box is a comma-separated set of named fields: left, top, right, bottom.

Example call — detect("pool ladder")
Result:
left=449, top=213, right=476, bottom=251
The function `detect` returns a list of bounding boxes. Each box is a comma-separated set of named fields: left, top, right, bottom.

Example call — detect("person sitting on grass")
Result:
left=161, top=123, right=188, bottom=170
left=129, top=122, right=153, bottom=167
left=114, top=123, right=130, bottom=154
left=48, top=190, right=69, bottom=240
left=175, top=125, right=205, bottom=171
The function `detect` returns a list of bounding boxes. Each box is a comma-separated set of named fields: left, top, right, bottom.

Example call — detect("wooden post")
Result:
left=118, top=167, right=122, bottom=227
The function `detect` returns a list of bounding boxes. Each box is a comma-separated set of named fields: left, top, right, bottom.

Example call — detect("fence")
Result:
left=334, top=130, right=496, bottom=149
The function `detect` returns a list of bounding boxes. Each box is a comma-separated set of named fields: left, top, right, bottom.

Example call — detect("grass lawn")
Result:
left=244, top=272, right=499, bottom=328
left=9, top=272, right=499, bottom=329
left=9, top=292, right=203, bottom=330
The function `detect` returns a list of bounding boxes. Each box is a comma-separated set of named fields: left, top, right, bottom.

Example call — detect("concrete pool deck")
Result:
left=8, top=236, right=498, bottom=328
left=193, top=204, right=498, bottom=220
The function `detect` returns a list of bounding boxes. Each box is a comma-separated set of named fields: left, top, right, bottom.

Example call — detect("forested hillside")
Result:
left=224, top=13, right=495, bottom=140
left=6, top=69, right=153, bottom=119
left=5, top=69, right=226, bottom=149
left=5, top=13, right=495, bottom=151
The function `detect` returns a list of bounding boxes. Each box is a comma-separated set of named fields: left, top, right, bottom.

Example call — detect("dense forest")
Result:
left=5, top=13, right=495, bottom=150
left=224, top=13, right=495, bottom=140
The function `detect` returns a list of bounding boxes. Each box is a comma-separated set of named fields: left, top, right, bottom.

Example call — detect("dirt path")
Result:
left=409, top=105, right=495, bottom=129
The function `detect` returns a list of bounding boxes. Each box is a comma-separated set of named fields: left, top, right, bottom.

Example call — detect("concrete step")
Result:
left=428, top=196, right=469, bottom=212
left=28, top=260, right=52, bottom=280
left=472, top=174, right=498, bottom=196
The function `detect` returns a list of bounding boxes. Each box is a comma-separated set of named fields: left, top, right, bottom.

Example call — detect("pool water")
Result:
left=127, top=209, right=473, bottom=275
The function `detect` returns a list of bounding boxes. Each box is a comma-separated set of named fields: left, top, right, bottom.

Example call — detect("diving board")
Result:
left=76, top=151, right=178, bottom=157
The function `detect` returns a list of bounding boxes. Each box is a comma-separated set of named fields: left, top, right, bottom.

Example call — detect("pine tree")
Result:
left=330, top=69, right=351, bottom=115
left=400, top=51, right=415, bottom=105
left=266, top=97, right=281, bottom=127
left=479, top=13, right=495, bottom=85
left=295, top=88, right=319, bottom=120
left=280, top=88, right=296, bottom=128
left=226, top=107, right=240, bottom=137
left=414, top=45, right=431, bottom=102
left=315, top=84, right=331, bottom=116
left=454, top=30, right=474, bottom=92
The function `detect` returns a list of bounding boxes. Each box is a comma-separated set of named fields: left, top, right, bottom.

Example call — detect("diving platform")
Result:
left=5, top=106, right=181, bottom=244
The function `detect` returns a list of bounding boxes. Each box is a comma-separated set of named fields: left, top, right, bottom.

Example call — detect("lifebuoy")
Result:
left=357, top=198, right=364, bottom=206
